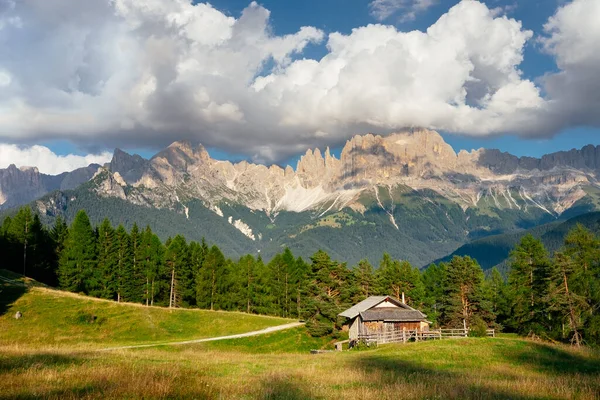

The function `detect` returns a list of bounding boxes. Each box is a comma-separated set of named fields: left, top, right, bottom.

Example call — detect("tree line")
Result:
left=1, top=207, right=599, bottom=345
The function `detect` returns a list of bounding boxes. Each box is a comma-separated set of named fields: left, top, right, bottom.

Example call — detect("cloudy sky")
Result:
left=0, top=0, right=599, bottom=174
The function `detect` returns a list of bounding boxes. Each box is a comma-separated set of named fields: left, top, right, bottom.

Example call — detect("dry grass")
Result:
left=1, top=338, right=599, bottom=399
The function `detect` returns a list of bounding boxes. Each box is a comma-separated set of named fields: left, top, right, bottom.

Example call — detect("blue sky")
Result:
left=1, top=0, right=599, bottom=173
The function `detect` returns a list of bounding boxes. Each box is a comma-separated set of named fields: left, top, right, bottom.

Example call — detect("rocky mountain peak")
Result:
left=110, top=148, right=148, bottom=184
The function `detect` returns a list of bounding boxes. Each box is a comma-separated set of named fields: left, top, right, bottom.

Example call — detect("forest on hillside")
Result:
left=1, top=207, right=599, bottom=345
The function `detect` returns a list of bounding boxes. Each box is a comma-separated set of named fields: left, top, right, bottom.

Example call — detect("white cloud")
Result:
left=0, top=0, right=597, bottom=165
left=539, top=0, right=600, bottom=131
left=370, top=0, right=437, bottom=22
left=0, top=144, right=112, bottom=175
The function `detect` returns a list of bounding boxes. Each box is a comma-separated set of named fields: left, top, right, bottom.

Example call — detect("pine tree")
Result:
left=114, top=225, right=132, bottom=302
left=422, top=263, right=446, bottom=327
left=197, top=245, right=226, bottom=310
left=267, top=254, right=287, bottom=316
left=484, top=267, right=511, bottom=329
left=164, top=235, right=190, bottom=308
left=97, top=219, right=118, bottom=299
left=142, top=231, right=164, bottom=306
left=353, top=259, right=374, bottom=302
left=439, top=256, right=486, bottom=329
left=59, top=210, right=97, bottom=294
left=253, top=255, right=275, bottom=315
left=281, top=248, right=296, bottom=318
left=128, top=223, right=145, bottom=302
left=7, top=207, right=33, bottom=276
left=238, top=254, right=257, bottom=313
left=292, top=256, right=309, bottom=318
left=546, top=252, right=587, bottom=345
left=301, top=250, right=350, bottom=337
left=375, top=254, right=424, bottom=306
left=50, top=216, right=69, bottom=258
left=508, top=234, right=551, bottom=336
left=27, top=213, right=54, bottom=284
left=559, top=225, right=600, bottom=345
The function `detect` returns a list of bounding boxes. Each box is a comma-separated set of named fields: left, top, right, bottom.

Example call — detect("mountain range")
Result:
left=3, top=129, right=600, bottom=267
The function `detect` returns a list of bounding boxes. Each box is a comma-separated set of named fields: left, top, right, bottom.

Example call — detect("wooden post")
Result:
left=403, top=329, right=406, bottom=343
left=169, top=267, right=175, bottom=308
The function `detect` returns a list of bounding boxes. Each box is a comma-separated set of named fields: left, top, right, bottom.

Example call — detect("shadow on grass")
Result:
left=0, top=284, right=27, bottom=317
left=0, top=352, right=83, bottom=374
left=502, top=341, right=600, bottom=375
left=356, top=354, right=548, bottom=400
left=0, top=384, right=101, bottom=400
left=260, top=375, right=317, bottom=400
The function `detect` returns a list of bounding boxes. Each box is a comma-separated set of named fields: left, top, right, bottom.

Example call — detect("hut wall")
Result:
left=349, top=318, right=360, bottom=340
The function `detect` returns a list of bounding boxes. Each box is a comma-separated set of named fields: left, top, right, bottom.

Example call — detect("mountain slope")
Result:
left=5, top=129, right=600, bottom=266
left=434, top=211, right=600, bottom=272
left=0, top=163, right=100, bottom=210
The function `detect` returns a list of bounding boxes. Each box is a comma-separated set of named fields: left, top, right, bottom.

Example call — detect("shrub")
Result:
left=469, top=316, right=488, bottom=337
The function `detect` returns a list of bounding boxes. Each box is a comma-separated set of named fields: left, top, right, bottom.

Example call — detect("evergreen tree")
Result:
left=128, top=223, right=145, bottom=302
left=439, top=256, right=487, bottom=329
left=238, top=254, right=258, bottom=313
left=422, top=263, right=446, bottom=326
left=7, top=207, right=33, bottom=276
left=484, top=267, right=511, bottom=329
left=59, top=210, right=97, bottom=294
left=141, top=231, right=164, bottom=306
left=164, top=235, right=190, bottom=308
left=301, top=250, right=350, bottom=337
left=546, top=252, right=588, bottom=345
left=113, top=225, right=133, bottom=302
left=281, top=248, right=297, bottom=318
left=197, top=245, right=226, bottom=310
left=508, top=234, right=551, bottom=335
left=266, top=251, right=298, bottom=317
left=50, top=216, right=69, bottom=259
left=97, top=219, right=118, bottom=299
left=292, top=256, right=309, bottom=318
left=560, top=225, right=600, bottom=345
left=352, top=259, right=374, bottom=303
left=376, top=254, right=424, bottom=306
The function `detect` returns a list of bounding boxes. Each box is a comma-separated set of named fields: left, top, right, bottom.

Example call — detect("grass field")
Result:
left=2, top=275, right=600, bottom=399
left=0, top=278, right=293, bottom=350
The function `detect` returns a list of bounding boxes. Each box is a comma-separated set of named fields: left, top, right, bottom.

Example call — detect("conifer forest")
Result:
left=2, top=207, right=599, bottom=345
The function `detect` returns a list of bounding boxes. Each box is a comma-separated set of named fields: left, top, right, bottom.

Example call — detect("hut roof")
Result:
left=339, top=295, right=414, bottom=319
left=359, top=308, right=427, bottom=322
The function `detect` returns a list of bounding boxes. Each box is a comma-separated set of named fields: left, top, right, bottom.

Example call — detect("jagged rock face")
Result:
left=86, top=129, right=600, bottom=222
left=0, top=164, right=100, bottom=210
left=4, top=129, right=600, bottom=227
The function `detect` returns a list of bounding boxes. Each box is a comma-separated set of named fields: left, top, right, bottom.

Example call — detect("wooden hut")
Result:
left=339, top=295, right=430, bottom=341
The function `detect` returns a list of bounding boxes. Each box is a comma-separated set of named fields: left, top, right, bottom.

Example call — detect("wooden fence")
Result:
left=357, top=328, right=495, bottom=345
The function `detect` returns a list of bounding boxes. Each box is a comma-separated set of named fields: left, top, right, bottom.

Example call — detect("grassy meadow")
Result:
left=2, top=275, right=600, bottom=399
left=0, top=282, right=292, bottom=350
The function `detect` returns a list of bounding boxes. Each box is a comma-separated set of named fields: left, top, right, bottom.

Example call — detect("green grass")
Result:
left=200, top=327, right=340, bottom=354
left=1, top=337, right=599, bottom=399
left=0, top=285, right=293, bottom=350
left=1, top=277, right=600, bottom=398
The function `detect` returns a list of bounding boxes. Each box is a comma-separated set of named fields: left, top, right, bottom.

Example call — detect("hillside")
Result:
left=434, top=211, right=600, bottom=272
left=0, top=272, right=293, bottom=350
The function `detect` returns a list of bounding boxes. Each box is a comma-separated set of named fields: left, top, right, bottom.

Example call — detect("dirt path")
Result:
left=98, top=322, right=305, bottom=352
